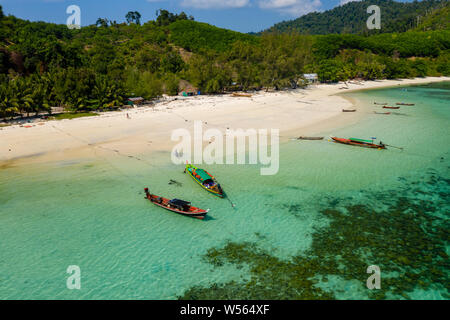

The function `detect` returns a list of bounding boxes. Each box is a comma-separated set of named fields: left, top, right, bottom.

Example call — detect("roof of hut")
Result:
left=179, top=80, right=198, bottom=93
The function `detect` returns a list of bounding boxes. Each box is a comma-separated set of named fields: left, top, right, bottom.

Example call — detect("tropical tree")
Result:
left=90, top=75, right=125, bottom=110
left=186, top=52, right=232, bottom=93
left=155, top=10, right=191, bottom=27
left=411, top=59, right=429, bottom=77
left=53, top=67, right=96, bottom=110
left=29, top=74, right=54, bottom=115
left=317, top=60, right=343, bottom=83
left=126, top=11, right=141, bottom=25
left=96, top=18, right=109, bottom=28
left=89, top=39, right=116, bottom=74
left=135, top=47, right=161, bottom=73
left=227, top=41, right=262, bottom=89
left=160, top=51, right=185, bottom=74
left=163, top=74, right=179, bottom=96
left=0, top=82, right=19, bottom=119
left=124, top=68, right=163, bottom=100
left=11, top=77, right=35, bottom=116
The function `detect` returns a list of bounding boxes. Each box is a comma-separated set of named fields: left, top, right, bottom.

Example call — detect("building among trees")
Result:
left=303, top=74, right=319, bottom=84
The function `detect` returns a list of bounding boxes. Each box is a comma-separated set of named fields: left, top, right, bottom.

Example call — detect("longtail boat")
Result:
left=383, top=106, right=400, bottom=109
left=232, top=92, right=252, bottom=98
left=185, top=164, right=225, bottom=198
left=297, top=136, right=324, bottom=140
left=396, top=102, right=415, bottom=106
left=374, top=111, right=391, bottom=115
left=374, top=102, right=388, bottom=105
left=342, top=109, right=356, bottom=112
left=331, top=137, right=386, bottom=149
left=144, top=188, right=209, bottom=219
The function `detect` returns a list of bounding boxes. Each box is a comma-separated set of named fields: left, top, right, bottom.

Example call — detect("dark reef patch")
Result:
left=282, top=203, right=304, bottom=218
left=179, top=172, right=449, bottom=300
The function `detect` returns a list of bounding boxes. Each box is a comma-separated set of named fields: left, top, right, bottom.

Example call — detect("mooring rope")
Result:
left=51, top=124, right=239, bottom=210
left=51, top=124, right=148, bottom=186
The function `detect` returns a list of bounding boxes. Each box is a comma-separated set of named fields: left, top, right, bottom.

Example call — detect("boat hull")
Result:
left=297, top=136, right=324, bottom=140
left=383, top=106, right=400, bottom=109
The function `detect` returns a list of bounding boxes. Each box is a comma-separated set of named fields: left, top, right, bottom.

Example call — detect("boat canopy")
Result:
left=193, top=169, right=213, bottom=182
left=169, top=199, right=191, bottom=206
left=350, top=138, right=373, bottom=143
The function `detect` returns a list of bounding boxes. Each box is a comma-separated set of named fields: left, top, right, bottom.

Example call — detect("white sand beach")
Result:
left=1, top=76, right=449, bottom=165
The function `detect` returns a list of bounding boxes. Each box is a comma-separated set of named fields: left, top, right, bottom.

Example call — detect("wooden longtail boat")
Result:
left=331, top=137, right=386, bottom=149
left=374, top=102, right=388, bottom=105
left=342, top=109, right=356, bottom=112
left=232, top=92, right=252, bottom=98
left=144, top=188, right=209, bottom=219
left=383, top=106, right=400, bottom=109
left=185, top=164, right=225, bottom=198
left=396, top=103, right=415, bottom=106
left=374, top=112, right=391, bottom=115
left=297, top=136, right=324, bottom=140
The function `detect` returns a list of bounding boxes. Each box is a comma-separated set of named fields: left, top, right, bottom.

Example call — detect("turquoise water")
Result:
left=0, top=82, right=449, bottom=299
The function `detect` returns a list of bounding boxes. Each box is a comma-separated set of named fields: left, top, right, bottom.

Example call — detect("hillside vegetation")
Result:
left=0, top=6, right=449, bottom=119
left=414, top=2, right=450, bottom=31
left=265, top=0, right=449, bottom=35
left=169, top=20, right=258, bottom=52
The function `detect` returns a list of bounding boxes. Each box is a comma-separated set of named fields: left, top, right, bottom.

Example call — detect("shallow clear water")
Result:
left=0, top=82, right=449, bottom=299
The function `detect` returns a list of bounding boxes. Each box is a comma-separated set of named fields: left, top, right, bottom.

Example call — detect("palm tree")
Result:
left=90, top=76, right=124, bottom=110
left=0, top=84, right=19, bottom=119
left=29, top=78, right=52, bottom=115
left=12, top=77, right=35, bottom=117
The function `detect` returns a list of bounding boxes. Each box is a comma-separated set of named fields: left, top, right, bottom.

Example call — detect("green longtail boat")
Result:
left=184, top=163, right=225, bottom=198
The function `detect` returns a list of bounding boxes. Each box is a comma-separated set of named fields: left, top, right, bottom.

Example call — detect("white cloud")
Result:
left=149, top=0, right=323, bottom=16
left=145, top=0, right=322, bottom=15
left=258, top=0, right=322, bottom=16
left=180, top=0, right=251, bottom=8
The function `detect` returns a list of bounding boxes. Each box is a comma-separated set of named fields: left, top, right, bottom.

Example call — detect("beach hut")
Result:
left=181, top=88, right=199, bottom=97
left=127, top=97, right=144, bottom=106
left=51, top=107, right=64, bottom=114
left=179, top=80, right=199, bottom=97
left=303, top=74, right=318, bottom=84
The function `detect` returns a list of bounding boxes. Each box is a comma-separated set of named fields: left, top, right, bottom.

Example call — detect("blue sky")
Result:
left=0, top=0, right=414, bottom=33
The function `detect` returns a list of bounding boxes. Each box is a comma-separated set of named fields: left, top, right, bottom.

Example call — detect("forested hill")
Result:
left=264, top=0, right=449, bottom=35
left=0, top=6, right=449, bottom=119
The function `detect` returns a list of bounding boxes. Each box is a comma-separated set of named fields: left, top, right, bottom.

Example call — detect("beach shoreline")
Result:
left=1, top=76, right=449, bottom=166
